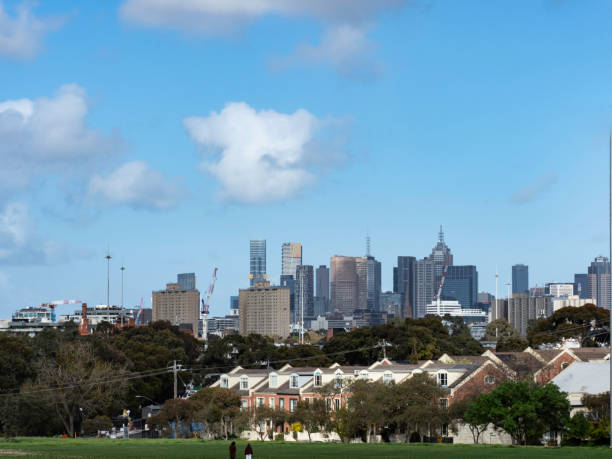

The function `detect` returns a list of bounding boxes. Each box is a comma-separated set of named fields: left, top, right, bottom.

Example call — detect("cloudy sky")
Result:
left=0, top=0, right=610, bottom=318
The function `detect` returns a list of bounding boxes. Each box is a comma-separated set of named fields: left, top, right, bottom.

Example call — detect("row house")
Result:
left=213, top=346, right=610, bottom=415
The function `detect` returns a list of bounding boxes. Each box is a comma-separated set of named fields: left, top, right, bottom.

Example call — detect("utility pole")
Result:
left=494, top=268, right=499, bottom=323
left=120, top=265, right=125, bottom=309
left=105, top=251, right=112, bottom=324
left=608, top=131, right=611, bottom=449
left=173, top=360, right=178, bottom=399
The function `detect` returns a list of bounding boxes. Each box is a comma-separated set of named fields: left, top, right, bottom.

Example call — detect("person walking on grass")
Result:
left=245, top=443, right=253, bottom=459
left=229, top=441, right=236, bottom=459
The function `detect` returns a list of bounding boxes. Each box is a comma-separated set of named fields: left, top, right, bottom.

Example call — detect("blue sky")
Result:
left=0, top=0, right=610, bottom=318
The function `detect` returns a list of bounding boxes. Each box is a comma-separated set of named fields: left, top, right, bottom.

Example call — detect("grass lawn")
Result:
left=0, top=438, right=611, bottom=459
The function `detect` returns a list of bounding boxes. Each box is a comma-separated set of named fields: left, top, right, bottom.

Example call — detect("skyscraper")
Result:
left=365, top=256, right=382, bottom=311
left=239, top=281, right=290, bottom=338
left=281, top=242, right=302, bottom=278
left=153, top=277, right=200, bottom=336
left=512, top=264, right=529, bottom=295
left=316, top=265, right=329, bottom=302
left=574, top=273, right=588, bottom=300
left=442, top=265, right=478, bottom=309
left=177, top=273, right=196, bottom=291
left=588, top=256, right=611, bottom=309
left=330, top=256, right=360, bottom=315
left=295, top=265, right=314, bottom=321
left=249, top=239, right=266, bottom=287
left=280, top=274, right=296, bottom=322
left=396, top=256, right=416, bottom=319
left=414, top=227, right=452, bottom=318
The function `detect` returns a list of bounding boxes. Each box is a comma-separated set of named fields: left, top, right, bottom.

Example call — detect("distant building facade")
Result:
left=512, top=264, right=529, bottom=295
left=574, top=274, right=588, bottom=300
left=239, top=281, right=290, bottom=338
left=316, top=265, right=330, bottom=302
left=395, top=256, right=416, bottom=319
left=588, top=256, right=611, bottom=310
left=153, top=275, right=201, bottom=336
left=507, top=296, right=553, bottom=336
left=281, top=242, right=302, bottom=278
left=547, top=283, right=574, bottom=298
left=295, top=265, right=315, bottom=321
left=177, top=273, right=196, bottom=291
left=442, top=265, right=478, bottom=309
left=249, top=239, right=267, bottom=287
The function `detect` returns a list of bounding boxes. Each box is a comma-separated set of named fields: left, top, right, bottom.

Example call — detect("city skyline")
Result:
left=0, top=1, right=611, bottom=319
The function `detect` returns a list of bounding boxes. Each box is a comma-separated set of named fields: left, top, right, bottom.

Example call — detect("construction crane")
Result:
left=40, top=300, right=82, bottom=322
left=201, top=268, right=218, bottom=340
left=135, top=297, right=144, bottom=325
left=435, top=257, right=451, bottom=316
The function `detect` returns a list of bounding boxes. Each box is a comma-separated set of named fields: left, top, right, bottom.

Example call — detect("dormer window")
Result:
left=290, top=374, right=299, bottom=389
left=220, top=375, right=229, bottom=388
left=240, top=376, right=248, bottom=390
left=334, top=373, right=343, bottom=389
left=438, top=372, right=448, bottom=388
left=269, top=374, right=278, bottom=388
left=314, top=372, right=322, bottom=387
left=359, top=370, right=368, bottom=380
left=383, top=371, right=393, bottom=384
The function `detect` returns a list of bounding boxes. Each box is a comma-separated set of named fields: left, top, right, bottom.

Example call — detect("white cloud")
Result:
left=184, top=102, right=344, bottom=203
left=0, top=84, right=120, bottom=190
left=0, top=202, right=77, bottom=265
left=0, top=1, right=64, bottom=59
left=88, top=161, right=185, bottom=211
left=120, top=0, right=405, bottom=77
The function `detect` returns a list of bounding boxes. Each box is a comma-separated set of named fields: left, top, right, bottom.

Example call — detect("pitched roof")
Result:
left=495, top=352, right=544, bottom=377
left=551, top=361, right=609, bottom=395
left=572, top=347, right=610, bottom=361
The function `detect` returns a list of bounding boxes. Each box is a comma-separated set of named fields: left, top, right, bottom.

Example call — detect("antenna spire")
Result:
left=438, top=225, right=444, bottom=243
left=366, top=235, right=371, bottom=257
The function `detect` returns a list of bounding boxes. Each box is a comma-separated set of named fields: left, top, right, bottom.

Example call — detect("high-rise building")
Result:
left=574, top=274, right=588, bottom=300
left=249, top=239, right=267, bottom=287
left=316, top=265, right=330, bottom=302
left=177, top=273, right=196, bottom=291
left=507, top=296, right=553, bottom=336
left=280, top=274, right=296, bottom=322
left=396, top=256, right=416, bottom=318
left=295, top=265, right=314, bottom=321
left=442, top=265, right=478, bottom=309
left=546, top=283, right=574, bottom=298
left=512, top=264, right=529, bottom=295
left=365, top=256, right=382, bottom=311
left=281, top=242, right=302, bottom=278
left=153, top=276, right=201, bottom=336
left=414, top=227, right=452, bottom=318
left=588, top=256, right=611, bottom=309
left=330, top=256, right=360, bottom=315
left=239, top=281, right=290, bottom=338
left=230, top=296, right=239, bottom=316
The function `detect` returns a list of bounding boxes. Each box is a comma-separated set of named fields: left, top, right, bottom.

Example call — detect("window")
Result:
left=561, top=362, right=570, bottom=370
left=314, top=372, right=322, bottom=387
left=240, top=376, right=249, bottom=390
left=303, top=397, right=309, bottom=404
left=383, top=372, right=393, bottom=385
left=241, top=399, right=248, bottom=410
left=334, top=374, right=343, bottom=389
left=437, top=372, right=448, bottom=387
left=257, top=397, right=264, bottom=407
left=290, top=374, right=299, bottom=389
left=326, top=399, right=332, bottom=411
left=359, top=370, right=369, bottom=380
left=441, top=424, right=448, bottom=436
left=334, top=398, right=340, bottom=411
left=484, top=375, right=495, bottom=385
left=279, top=399, right=285, bottom=411
left=439, top=398, right=448, bottom=409
left=269, top=374, right=278, bottom=388
left=290, top=399, right=298, bottom=412
left=269, top=397, right=275, bottom=409
left=220, top=376, right=229, bottom=388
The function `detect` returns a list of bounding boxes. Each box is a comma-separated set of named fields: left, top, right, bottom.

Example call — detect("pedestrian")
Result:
left=229, top=441, right=236, bottom=459
left=245, top=443, right=253, bottom=459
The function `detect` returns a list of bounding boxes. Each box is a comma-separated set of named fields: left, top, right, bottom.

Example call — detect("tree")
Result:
left=150, top=398, right=197, bottom=438
left=461, top=394, right=491, bottom=444
left=291, top=399, right=329, bottom=441
left=191, top=387, right=242, bottom=439
left=31, top=341, right=128, bottom=437
left=496, top=335, right=529, bottom=352
left=481, top=380, right=570, bottom=445
left=485, top=319, right=521, bottom=342
left=82, top=415, right=112, bottom=436
left=0, top=395, right=61, bottom=438
left=527, top=305, right=608, bottom=347
left=563, top=414, right=590, bottom=446
left=0, top=335, right=35, bottom=394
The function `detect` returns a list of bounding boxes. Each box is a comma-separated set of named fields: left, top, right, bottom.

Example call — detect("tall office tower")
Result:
left=249, top=239, right=267, bottom=287
left=295, top=265, right=314, bottom=321
left=281, top=242, right=302, bottom=278
left=546, top=283, right=574, bottom=297
left=330, top=256, right=359, bottom=315
left=396, top=256, right=416, bottom=319
left=507, top=296, right=553, bottom=336
left=364, top=256, right=382, bottom=311
left=153, top=277, right=201, bottom=336
left=316, top=265, right=330, bottom=302
left=588, top=256, right=611, bottom=309
left=177, top=273, right=196, bottom=291
left=414, top=228, right=453, bottom=318
left=415, top=258, right=435, bottom=318
left=239, top=281, right=290, bottom=338
left=442, top=265, right=478, bottom=308
left=230, top=296, right=239, bottom=316
left=280, top=274, right=296, bottom=322
left=431, top=226, right=453, bottom=289
left=574, top=273, right=588, bottom=300
left=512, top=264, right=529, bottom=295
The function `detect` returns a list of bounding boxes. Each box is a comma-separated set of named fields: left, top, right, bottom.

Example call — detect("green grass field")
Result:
left=0, top=438, right=611, bottom=459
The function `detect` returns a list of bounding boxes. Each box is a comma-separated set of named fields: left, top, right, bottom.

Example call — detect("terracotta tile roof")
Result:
left=495, top=353, right=544, bottom=377
left=533, top=349, right=563, bottom=362
left=572, top=347, right=610, bottom=361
